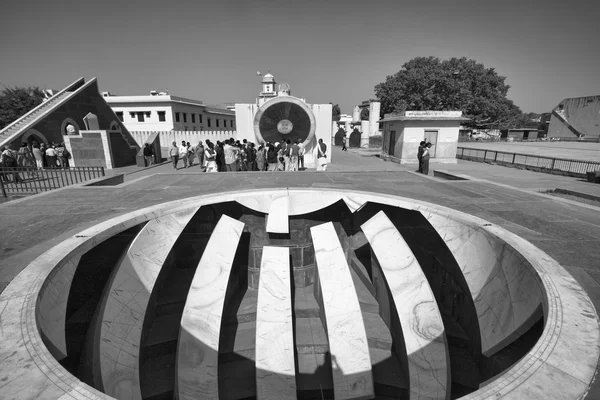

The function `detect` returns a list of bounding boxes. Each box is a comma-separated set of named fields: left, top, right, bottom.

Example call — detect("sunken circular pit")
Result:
left=1, top=189, right=598, bottom=400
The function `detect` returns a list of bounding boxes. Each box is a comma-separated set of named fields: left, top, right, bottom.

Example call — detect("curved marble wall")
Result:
left=1, top=189, right=596, bottom=400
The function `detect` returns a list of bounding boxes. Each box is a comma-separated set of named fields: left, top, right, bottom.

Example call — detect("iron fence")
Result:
left=0, top=166, right=105, bottom=197
left=456, top=147, right=600, bottom=178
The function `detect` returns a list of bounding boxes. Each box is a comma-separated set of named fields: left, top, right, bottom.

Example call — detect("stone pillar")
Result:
left=360, top=120, right=370, bottom=148
left=352, top=106, right=360, bottom=122
left=331, top=121, right=337, bottom=139
left=369, top=102, right=381, bottom=137
left=345, top=121, right=351, bottom=134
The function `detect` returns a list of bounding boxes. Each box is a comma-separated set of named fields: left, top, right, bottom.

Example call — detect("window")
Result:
left=208, top=118, right=211, bottom=128
left=191, top=114, right=196, bottom=123
left=199, top=114, right=203, bottom=123
left=230, top=120, right=233, bottom=128
left=136, top=112, right=145, bottom=122
left=116, top=112, right=124, bottom=122
left=145, top=111, right=151, bottom=118
left=158, top=111, right=166, bottom=122
left=175, top=112, right=180, bottom=122
left=216, top=119, right=219, bottom=128
left=130, top=112, right=136, bottom=118
left=183, top=113, right=187, bottom=123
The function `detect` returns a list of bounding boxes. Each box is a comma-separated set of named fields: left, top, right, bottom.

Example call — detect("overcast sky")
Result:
left=1, top=0, right=598, bottom=114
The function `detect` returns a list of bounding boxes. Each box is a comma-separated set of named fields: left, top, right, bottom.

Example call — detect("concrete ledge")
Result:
left=433, top=170, right=470, bottom=181
left=552, top=188, right=600, bottom=202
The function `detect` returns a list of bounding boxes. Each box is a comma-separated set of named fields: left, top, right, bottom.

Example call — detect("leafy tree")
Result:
left=0, top=86, right=45, bottom=130
left=374, top=57, right=524, bottom=127
left=360, top=107, right=369, bottom=121
left=331, top=103, right=341, bottom=122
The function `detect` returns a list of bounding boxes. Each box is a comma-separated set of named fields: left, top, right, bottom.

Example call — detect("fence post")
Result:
left=484, top=150, right=488, bottom=161
left=551, top=158, right=556, bottom=170
left=512, top=153, right=516, bottom=164
left=0, top=177, right=7, bottom=198
left=494, top=151, right=498, bottom=162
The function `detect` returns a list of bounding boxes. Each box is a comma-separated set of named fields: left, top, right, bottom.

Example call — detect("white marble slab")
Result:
left=177, top=214, right=245, bottom=400
left=310, top=222, right=374, bottom=400
left=362, top=211, right=449, bottom=400
left=99, top=207, right=199, bottom=400
left=266, top=194, right=289, bottom=234
left=425, top=213, right=544, bottom=356
left=35, top=254, right=81, bottom=360
left=255, top=246, right=297, bottom=400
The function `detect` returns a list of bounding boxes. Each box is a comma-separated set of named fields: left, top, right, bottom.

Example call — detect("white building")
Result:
left=104, top=91, right=236, bottom=132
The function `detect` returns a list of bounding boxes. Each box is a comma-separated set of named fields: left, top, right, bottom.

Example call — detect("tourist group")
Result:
left=164, top=137, right=328, bottom=172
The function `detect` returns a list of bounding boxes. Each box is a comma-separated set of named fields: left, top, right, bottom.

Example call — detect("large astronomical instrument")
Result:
left=253, top=96, right=316, bottom=146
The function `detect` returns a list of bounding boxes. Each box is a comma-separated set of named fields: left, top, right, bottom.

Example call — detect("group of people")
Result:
left=1, top=141, right=72, bottom=183
left=168, top=137, right=329, bottom=172
left=417, top=141, right=433, bottom=174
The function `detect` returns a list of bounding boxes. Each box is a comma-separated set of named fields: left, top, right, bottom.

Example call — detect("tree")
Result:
left=331, top=103, right=341, bottom=122
left=0, top=86, right=45, bottom=130
left=360, top=107, right=369, bottom=121
left=374, top=57, right=524, bottom=127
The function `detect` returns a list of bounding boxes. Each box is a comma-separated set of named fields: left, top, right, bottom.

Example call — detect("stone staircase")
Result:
left=0, top=91, right=73, bottom=146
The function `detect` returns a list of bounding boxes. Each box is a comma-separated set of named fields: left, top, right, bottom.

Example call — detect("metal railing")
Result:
left=456, top=147, right=600, bottom=178
left=0, top=166, right=105, bottom=197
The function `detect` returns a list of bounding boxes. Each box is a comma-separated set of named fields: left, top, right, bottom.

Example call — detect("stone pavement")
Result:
left=1, top=145, right=600, bottom=398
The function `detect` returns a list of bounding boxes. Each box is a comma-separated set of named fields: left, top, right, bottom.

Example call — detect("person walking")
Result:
left=316, top=138, right=328, bottom=171
left=178, top=141, right=188, bottom=168
left=169, top=141, right=179, bottom=169
left=195, top=142, right=205, bottom=171
left=143, top=143, right=154, bottom=166
left=422, top=142, right=432, bottom=175
left=186, top=142, right=195, bottom=166
left=417, top=141, right=425, bottom=173
left=341, top=135, right=347, bottom=151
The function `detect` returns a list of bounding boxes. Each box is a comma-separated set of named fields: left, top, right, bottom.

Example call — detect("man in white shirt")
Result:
left=223, top=139, right=239, bottom=172
left=178, top=141, right=189, bottom=168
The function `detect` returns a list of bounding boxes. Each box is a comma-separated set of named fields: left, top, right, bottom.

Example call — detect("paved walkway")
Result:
left=2, top=145, right=600, bottom=398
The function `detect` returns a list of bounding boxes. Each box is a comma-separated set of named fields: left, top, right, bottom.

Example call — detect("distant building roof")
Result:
left=380, top=110, right=470, bottom=122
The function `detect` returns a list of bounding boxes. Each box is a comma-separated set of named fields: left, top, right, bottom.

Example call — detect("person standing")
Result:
left=417, top=141, right=425, bottom=173
left=289, top=140, right=300, bottom=171
left=195, top=142, right=205, bottom=171
left=143, top=143, right=154, bottom=166
left=169, top=141, right=179, bottom=169
left=204, top=141, right=217, bottom=172
left=223, top=139, right=239, bottom=172
left=178, top=141, right=188, bottom=168
left=40, top=143, right=47, bottom=169
left=297, top=139, right=305, bottom=170
left=422, top=143, right=432, bottom=175
left=215, top=141, right=225, bottom=172
left=267, top=145, right=278, bottom=171
left=45, top=145, right=57, bottom=169
left=186, top=142, right=195, bottom=166
left=341, top=134, right=347, bottom=151
left=256, top=144, right=265, bottom=171
left=32, top=144, right=43, bottom=170
left=316, top=138, right=328, bottom=171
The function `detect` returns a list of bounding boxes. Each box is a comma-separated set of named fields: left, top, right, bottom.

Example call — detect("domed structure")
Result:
left=5, top=189, right=598, bottom=400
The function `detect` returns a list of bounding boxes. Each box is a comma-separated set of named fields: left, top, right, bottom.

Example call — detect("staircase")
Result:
left=0, top=91, right=73, bottom=146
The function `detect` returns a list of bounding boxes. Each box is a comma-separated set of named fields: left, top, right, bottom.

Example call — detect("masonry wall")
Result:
left=548, top=96, right=600, bottom=138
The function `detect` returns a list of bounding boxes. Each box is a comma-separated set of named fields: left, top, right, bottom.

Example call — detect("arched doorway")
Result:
left=22, top=129, right=48, bottom=147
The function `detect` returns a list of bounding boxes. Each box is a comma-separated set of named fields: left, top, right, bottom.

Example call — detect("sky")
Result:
left=1, top=0, right=599, bottom=114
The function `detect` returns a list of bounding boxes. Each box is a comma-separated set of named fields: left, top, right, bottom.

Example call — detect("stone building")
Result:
left=548, top=95, right=600, bottom=139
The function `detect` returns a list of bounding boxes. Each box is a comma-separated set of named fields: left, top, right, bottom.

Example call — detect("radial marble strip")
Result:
left=177, top=214, right=245, bottom=400
left=310, top=222, right=374, bottom=400
left=362, top=211, right=450, bottom=400
left=266, top=194, right=289, bottom=234
left=255, top=246, right=297, bottom=400
left=98, top=207, right=199, bottom=400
